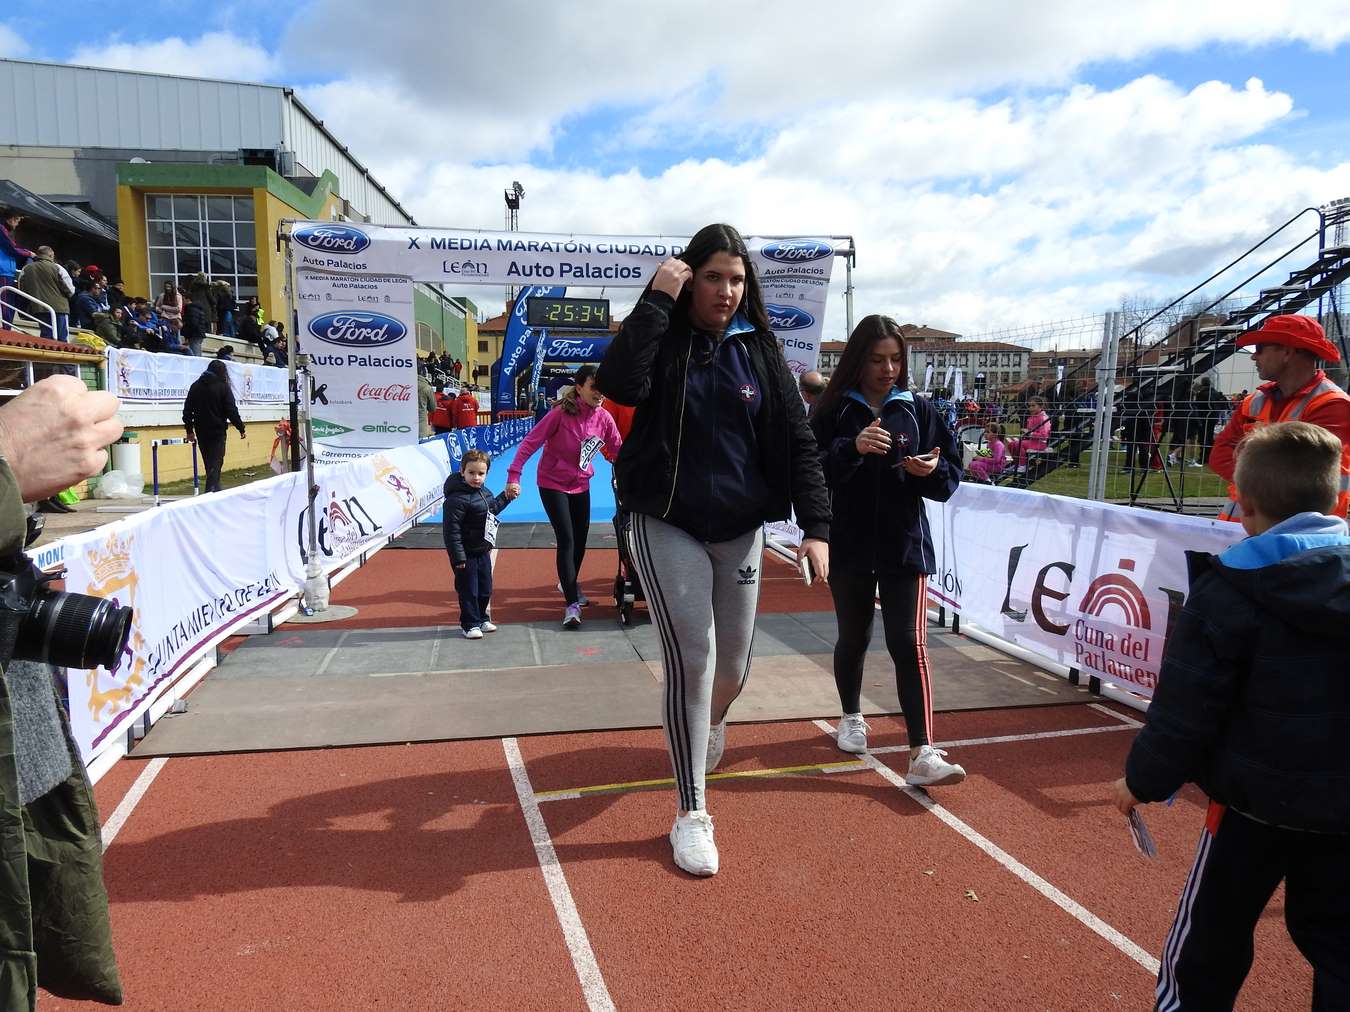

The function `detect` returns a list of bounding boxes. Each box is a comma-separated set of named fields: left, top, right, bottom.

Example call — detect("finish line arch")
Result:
left=281, top=221, right=855, bottom=462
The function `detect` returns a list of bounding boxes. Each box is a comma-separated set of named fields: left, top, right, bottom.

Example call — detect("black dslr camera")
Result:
left=0, top=514, right=134, bottom=670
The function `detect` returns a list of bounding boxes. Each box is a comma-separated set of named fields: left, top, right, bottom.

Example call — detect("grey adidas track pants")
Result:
left=627, top=513, right=764, bottom=812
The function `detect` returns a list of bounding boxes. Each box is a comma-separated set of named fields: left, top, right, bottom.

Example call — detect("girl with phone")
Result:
left=810, top=315, right=967, bottom=786
left=597, top=223, right=831, bottom=877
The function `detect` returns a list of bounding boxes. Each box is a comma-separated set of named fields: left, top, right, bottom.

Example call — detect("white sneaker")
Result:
left=1166, top=453, right=1178, bottom=466
left=705, top=721, right=726, bottom=774
left=480, top=620, right=498, bottom=633
left=906, top=745, right=966, bottom=787
left=562, top=603, right=582, bottom=629
left=670, top=811, right=718, bottom=876
left=836, top=713, right=870, bottom=754
left=463, top=627, right=484, bottom=640
left=557, top=582, right=589, bottom=606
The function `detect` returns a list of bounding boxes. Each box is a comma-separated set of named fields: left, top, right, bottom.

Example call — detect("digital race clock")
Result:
left=526, top=297, right=611, bottom=331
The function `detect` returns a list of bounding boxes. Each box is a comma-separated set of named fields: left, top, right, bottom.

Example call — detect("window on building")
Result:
left=146, top=194, right=257, bottom=301
left=477, top=340, right=489, bottom=353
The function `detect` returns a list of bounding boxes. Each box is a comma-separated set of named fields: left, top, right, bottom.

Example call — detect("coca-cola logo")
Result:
left=357, top=383, right=412, bottom=402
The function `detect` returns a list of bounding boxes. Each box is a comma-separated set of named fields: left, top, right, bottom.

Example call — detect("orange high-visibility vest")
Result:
left=1218, top=375, right=1350, bottom=521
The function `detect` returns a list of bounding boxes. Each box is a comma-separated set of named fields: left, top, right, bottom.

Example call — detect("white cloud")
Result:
left=70, top=31, right=276, bottom=82
left=0, top=23, right=29, bottom=58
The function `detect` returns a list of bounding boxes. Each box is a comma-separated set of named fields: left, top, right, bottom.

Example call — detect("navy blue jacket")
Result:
left=441, top=473, right=511, bottom=564
left=597, top=291, right=830, bottom=542
left=811, top=389, right=963, bottom=575
left=1125, top=515, right=1350, bottom=834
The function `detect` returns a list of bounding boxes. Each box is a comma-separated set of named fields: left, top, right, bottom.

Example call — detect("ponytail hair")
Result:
left=558, top=364, right=599, bottom=416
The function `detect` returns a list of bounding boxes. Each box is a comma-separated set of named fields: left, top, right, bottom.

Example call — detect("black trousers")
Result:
left=1156, top=803, right=1350, bottom=1011
left=829, top=566, right=933, bottom=746
left=540, top=487, right=590, bottom=605
left=452, top=552, right=493, bottom=631
left=197, top=431, right=227, bottom=493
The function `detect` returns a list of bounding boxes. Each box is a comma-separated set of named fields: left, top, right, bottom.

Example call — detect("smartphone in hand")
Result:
left=800, top=557, right=814, bottom=587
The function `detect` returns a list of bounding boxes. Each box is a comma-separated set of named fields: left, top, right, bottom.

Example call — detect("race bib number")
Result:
left=484, top=511, right=500, bottom=546
left=579, top=435, right=604, bottom=471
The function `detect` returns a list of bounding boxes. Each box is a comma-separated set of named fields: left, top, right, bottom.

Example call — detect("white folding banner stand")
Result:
left=295, top=270, right=418, bottom=461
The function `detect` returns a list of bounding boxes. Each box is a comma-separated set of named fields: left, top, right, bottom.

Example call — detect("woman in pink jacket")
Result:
left=507, top=365, right=622, bottom=629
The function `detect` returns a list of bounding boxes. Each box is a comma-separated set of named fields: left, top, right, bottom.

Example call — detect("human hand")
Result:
left=651, top=257, right=692, bottom=300
left=506, top=482, right=521, bottom=498
left=855, top=419, right=891, bottom=456
left=453, top=562, right=466, bottom=572
left=797, top=537, right=829, bottom=583
left=236, top=426, right=246, bottom=439
left=0, top=375, right=123, bottom=501
left=1112, top=777, right=1139, bottom=816
left=185, top=431, right=196, bottom=444
left=901, top=447, right=941, bottom=476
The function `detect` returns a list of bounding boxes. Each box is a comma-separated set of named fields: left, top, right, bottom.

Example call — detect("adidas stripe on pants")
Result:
left=628, top=513, right=763, bottom=813
left=1156, top=801, right=1350, bottom=1011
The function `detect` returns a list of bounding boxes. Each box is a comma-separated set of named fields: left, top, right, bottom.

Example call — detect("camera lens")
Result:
left=16, top=592, right=134, bottom=671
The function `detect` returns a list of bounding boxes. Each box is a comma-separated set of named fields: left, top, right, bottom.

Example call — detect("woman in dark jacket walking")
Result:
left=597, top=223, right=830, bottom=877
left=810, top=315, right=967, bottom=786
left=183, top=360, right=245, bottom=492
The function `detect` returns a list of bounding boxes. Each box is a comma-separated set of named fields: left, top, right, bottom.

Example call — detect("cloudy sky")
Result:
left=6, top=1, right=1350, bottom=340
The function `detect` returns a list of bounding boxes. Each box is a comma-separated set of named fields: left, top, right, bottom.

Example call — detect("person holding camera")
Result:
left=0, top=374, right=125, bottom=1008
left=810, top=315, right=967, bottom=786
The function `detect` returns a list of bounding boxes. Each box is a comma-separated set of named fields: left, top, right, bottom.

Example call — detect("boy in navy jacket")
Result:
left=1114, top=420, right=1350, bottom=1011
left=442, top=450, right=516, bottom=639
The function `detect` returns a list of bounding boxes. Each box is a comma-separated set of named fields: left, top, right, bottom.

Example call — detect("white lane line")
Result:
left=866, top=723, right=1135, bottom=755
left=101, top=757, right=169, bottom=853
left=528, top=624, right=544, bottom=667
left=315, top=629, right=352, bottom=676
left=813, top=719, right=1160, bottom=975
left=1088, top=702, right=1144, bottom=727
left=502, top=737, right=615, bottom=1012
left=428, top=624, right=444, bottom=673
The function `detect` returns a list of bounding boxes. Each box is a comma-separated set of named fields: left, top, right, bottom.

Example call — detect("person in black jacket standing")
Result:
left=810, top=315, right=967, bottom=786
left=442, top=449, right=517, bottom=639
left=597, top=223, right=831, bottom=877
left=182, top=359, right=245, bottom=492
left=1114, top=421, right=1350, bottom=1012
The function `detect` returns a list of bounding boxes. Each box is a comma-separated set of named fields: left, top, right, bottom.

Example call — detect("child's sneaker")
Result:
left=836, top=713, right=870, bottom=754
left=906, top=745, right=966, bottom=786
left=463, top=627, right=484, bottom=640
left=670, top=810, right=718, bottom=876
left=480, top=620, right=498, bottom=633
left=562, top=603, right=582, bottom=629
left=705, top=721, right=726, bottom=774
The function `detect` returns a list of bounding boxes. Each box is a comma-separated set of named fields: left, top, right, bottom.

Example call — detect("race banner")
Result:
left=56, top=438, right=458, bottom=761
left=106, top=347, right=287, bottom=405
left=288, top=223, right=845, bottom=373
left=295, top=270, right=418, bottom=461
left=923, top=484, right=1243, bottom=697
left=495, top=284, right=562, bottom=412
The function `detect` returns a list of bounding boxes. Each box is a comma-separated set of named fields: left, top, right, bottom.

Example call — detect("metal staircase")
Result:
left=1000, top=200, right=1350, bottom=508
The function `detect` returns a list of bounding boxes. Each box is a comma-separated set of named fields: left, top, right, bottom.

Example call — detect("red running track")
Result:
left=53, top=702, right=1308, bottom=1010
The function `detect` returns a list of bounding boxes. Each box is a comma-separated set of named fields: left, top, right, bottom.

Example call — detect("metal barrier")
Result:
left=150, top=438, right=199, bottom=505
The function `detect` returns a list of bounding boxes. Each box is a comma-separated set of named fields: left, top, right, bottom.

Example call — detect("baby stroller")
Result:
left=611, top=478, right=645, bottom=626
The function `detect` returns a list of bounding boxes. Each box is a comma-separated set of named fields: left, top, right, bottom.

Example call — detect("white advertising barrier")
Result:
left=295, top=270, right=418, bottom=462
left=55, top=438, right=453, bottom=762
left=924, top=484, right=1244, bottom=697
left=288, top=222, right=843, bottom=377
left=106, top=346, right=288, bottom=405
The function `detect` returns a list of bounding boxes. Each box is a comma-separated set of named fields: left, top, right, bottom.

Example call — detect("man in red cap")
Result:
left=1211, top=314, right=1350, bottom=519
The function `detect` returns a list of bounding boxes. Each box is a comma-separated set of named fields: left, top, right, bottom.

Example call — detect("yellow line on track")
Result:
left=533, top=759, right=867, bottom=801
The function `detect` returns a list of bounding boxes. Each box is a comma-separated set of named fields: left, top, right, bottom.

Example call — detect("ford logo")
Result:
left=294, top=224, right=371, bottom=255
left=308, top=312, right=406, bottom=348
left=766, top=304, right=815, bottom=331
left=760, top=239, right=832, bottom=264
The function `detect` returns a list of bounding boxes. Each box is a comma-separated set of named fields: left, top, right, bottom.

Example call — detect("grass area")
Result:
left=155, top=464, right=278, bottom=496
left=1025, top=446, right=1227, bottom=500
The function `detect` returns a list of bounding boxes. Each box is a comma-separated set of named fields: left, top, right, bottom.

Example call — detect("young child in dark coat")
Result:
left=1113, top=420, right=1350, bottom=1011
left=442, top=450, right=517, bottom=639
